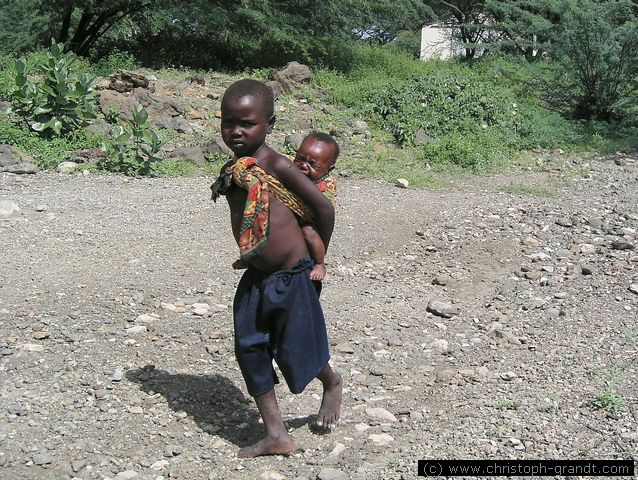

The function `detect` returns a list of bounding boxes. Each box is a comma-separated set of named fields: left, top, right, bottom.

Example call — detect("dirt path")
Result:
left=1, top=155, right=637, bottom=479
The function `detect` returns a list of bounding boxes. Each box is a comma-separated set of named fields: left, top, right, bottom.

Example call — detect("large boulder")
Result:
left=271, top=61, right=312, bottom=94
left=0, top=144, right=38, bottom=174
left=203, top=137, right=232, bottom=157
left=109, top=70, right=150, bottom=93
left=169, top=146, right=206, bottom=166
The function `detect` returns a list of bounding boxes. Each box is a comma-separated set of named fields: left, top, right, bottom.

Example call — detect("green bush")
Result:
left=372, top=72, right=519, bottom=146
left=4, top=41, right=97, bottom=135
left=422, top=131, right=511, bottom=171
left=88, top=51, right=139, bottom=77
left=551, top=0, right=638, bottom=122
left=0, top=118, right=101, bottom=169
left=101, top=105, right=163, bottom=176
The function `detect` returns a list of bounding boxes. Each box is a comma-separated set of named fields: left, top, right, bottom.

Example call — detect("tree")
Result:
left=429, top=0, right=493, bottom=59
left=351, top=0, right=433, bottom=45
left=48, top=0, right=150, bottom=56
left=484, top=0, right=566, bottom=60
left=552, top=0, right=638, bottom=120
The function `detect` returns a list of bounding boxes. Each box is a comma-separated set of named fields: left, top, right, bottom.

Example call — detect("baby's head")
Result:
left=294, top=132, right=339, bottom=181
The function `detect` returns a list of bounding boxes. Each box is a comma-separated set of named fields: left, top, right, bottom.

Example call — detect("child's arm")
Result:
left=270, top=156, right=335, bottom=250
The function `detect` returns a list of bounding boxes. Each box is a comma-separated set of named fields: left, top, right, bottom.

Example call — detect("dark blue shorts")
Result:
left=233, top=258, right=330, bottom=397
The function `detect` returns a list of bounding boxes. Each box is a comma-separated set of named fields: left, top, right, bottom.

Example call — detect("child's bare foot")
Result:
left=232, top=259, right=247, bottom=270
left=237, top=433, right=295, bottom=458
left=314, top=370, right=342, bottom=430
left=309, top=263, right=326, bottom=281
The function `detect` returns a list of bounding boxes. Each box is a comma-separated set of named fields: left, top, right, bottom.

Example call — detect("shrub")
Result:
left=101, top=105, right=163, bottom=176
left=372, top=72, right=519, bottom=146
left=4, top=40, right=97, bottom=135
left=89, top=51, right=139, bottom=77
left=422, top=131, right=511, bottom=172
left=0, top=118, right=101, bottom=169
left=551, top=0, right=638, bottom=122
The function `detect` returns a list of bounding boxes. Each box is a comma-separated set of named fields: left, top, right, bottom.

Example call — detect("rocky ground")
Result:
left=0, top=152, right=637, bottom=480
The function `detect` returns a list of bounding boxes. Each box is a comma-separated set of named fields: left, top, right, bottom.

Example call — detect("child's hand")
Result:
left=309, top=263, right=326, bottom=281
left=232, top=259, right=247, bottom=270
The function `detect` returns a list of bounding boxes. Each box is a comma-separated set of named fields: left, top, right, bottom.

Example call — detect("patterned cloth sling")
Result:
left=210, top=156, right=315, bottom=260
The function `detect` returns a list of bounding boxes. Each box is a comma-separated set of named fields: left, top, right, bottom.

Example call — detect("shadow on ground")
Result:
left=127, top=365, right=264, bottom=448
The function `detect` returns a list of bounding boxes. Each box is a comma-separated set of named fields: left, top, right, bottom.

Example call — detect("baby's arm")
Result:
left=302, top=224, right=327, bottom=281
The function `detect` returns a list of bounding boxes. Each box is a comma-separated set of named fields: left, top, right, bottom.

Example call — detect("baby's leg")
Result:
left=302, top=225, right=327, bottom=281
left=238, top=389, right=294, bottom=458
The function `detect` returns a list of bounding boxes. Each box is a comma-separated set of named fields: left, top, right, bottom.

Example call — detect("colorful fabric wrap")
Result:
left=210, top=157, right=315, bottom=260
left=314, top=174, right=337, bottom=207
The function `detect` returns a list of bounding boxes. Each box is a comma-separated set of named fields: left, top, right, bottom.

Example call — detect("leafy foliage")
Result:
left=372, top=71, right=519, bottom=146
left=4, top=41, right=97, bottom=136
left=552, top=0, right=638, bottom=121
left=0, top=118, right=101, bottom=170
left=101, top=105, right=163, bottom=176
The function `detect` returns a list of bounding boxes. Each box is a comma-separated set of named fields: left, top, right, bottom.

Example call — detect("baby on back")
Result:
left=233, top=131, right=339, bottom=280
left=292, top=132, right=339, bottom=280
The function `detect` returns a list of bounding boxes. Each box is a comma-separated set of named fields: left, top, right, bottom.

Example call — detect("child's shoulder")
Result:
left=257, top=150, right=294, bottom=176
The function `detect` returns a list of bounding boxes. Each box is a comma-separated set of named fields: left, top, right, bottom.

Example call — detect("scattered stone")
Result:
left=487, top=323, right=521, bottom=345
left=134, top=314, right=158, bottom=325
left=186, top=74, right=205, bottom=85
left=629, top=284, right=638, bottom=295
left=335, top=343, right=355, bottom=354
left=430, top=339, right=449, bottom=354
left=3, top=162, right=38, bottom=174
left=317, top=467, right=348, bottom=480
left=164, top=444, right=183, bottom=457
left=19, top=343, right=44, bottom=352
left=522, top=236, right=540, bottom=247
left=260, top=471, right=286, bottom=480
left=71, top=459, right=88, bottom=473
left=115, top=470, right=139, bottom=480
left=369, top=433, right=394, bottom=446
left=426, top=299, right=459, bottom=318
left=435, top=368, right=456, bottom=383
left=581, top=265, right=594, bottom=275
left=32, top=331, right=50, bottom=340
left=611, top=240, right=634, bottom=251
left=169, top=146, right=206, bottom=166
left=395, top=178, right=409, bottom=189
left=110, top=70, right=149, bottom=93
left=370, top=367, right=391, bottom=376
left=556, top=217, right=573, bottom=228
left=284, top=133, right=304, bottom=151
left=386, top=336, right=403, bottom=347
left=580, top=243, right=596, bottom=255
left=32, top=453, right=52, bottom=465
left=500, top=371, right=518, bottom=381
left=112, top=366, right=125, bottom=382
left=150, top=459, right=169, bottom=471
left=57, top=161, right=79, bottom=174
left=0, top=200, right=20, bottom=216
left=126, top=325, right=148, bottom=335
left=432, top=275, right=450, bottom=286
left=366, top=407, right=397, bottom=423
left=35, top=204, right=48, bottom=212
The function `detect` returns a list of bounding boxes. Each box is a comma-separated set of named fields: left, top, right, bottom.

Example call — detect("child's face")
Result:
left=294, top=138, right=336, bottom=181
left=220, top=95, right=273, bottom=158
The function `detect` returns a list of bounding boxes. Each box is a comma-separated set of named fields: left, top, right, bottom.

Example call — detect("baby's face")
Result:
left=294, top=138, right=336, bottom=181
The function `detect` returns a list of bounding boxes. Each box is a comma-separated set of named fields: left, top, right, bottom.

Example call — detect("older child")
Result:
left=293, top=132, right=339, bottom=281
left=210, top=79, right=342, bottom=458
